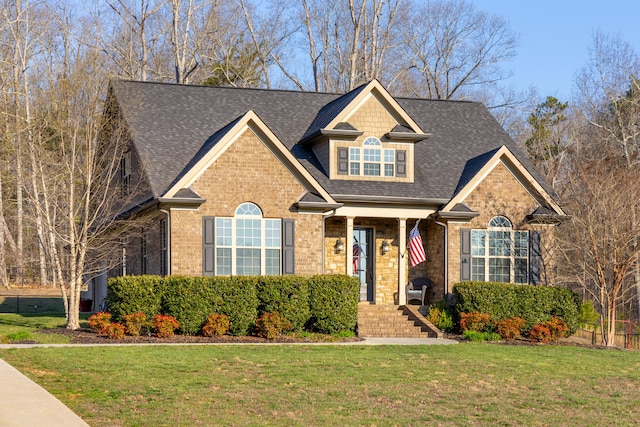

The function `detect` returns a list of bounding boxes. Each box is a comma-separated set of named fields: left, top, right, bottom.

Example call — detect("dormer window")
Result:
left=346, top=137, right=402, bottom=178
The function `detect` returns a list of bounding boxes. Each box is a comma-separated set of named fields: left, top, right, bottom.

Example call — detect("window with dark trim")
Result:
left=470, top=216, right=529, bottom=284
left=214, top=203, right=282, bottom=276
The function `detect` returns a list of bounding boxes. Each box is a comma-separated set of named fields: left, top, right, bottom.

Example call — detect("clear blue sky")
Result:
left=478, top=0, right=640, bottom=100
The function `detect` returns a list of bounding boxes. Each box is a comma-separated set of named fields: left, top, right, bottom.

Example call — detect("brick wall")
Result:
left=168, top=128, right=325, bottom=276
left=446, top=162, right=556, bottom=289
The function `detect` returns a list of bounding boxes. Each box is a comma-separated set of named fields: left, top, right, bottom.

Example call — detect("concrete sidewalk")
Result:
left=0, top=337, right=457, bottom=426
left=0, top=358, right=90, bottom=427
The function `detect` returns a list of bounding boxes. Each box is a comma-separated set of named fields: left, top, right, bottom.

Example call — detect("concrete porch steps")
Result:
left=357, top=304, right=443, bottom=338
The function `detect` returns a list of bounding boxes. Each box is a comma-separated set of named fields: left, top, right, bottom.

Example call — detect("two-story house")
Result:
left=91, top=79, right=566, bottom=311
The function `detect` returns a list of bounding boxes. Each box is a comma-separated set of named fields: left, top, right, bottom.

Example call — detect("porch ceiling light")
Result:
left=334, top=238, right=345, bottom=254
left=381, top=240, right=391, bottom=254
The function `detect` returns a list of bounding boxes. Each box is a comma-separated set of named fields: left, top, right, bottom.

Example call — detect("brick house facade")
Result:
left=90, top=79, right=566, bottom=308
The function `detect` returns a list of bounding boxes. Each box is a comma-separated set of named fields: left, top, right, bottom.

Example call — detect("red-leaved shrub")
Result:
left=529, top=324, right=552, bottom=343
left=202, top=313, right=230, bottom=337
left=495, top=316, right=526, bottom=340
left=88, top=312, right=112, bottom=335
left=104, top=322, right=126, bottom=340
left=152, top=314, right=180, bottom=338
left=122, top=312, right=147, bottom=336
left=255, top=312, right=291, bottom=340
left=459, top=312, right=492, bottom=332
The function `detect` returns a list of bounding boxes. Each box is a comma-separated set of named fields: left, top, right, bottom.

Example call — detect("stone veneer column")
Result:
left=398, top=218, right=407, bottom=305
left=346, top=217, right=354, bottom=275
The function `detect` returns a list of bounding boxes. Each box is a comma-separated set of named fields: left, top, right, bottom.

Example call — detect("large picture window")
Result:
left=214, top=203, right=281, bottom=276
left=470, top=216, right=529, bottom=284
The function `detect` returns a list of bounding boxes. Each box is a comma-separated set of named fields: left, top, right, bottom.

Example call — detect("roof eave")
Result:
left=384, top=131, right=431, bottom=142
left=525, top=213, right=571, bottom=224
left=333, top=194, right=448, bottom=206
left=294, top=201, right=344, bottom=213
left=299, top=128, right=364, bottom=146
left=157, top=196, right=207, bottom=210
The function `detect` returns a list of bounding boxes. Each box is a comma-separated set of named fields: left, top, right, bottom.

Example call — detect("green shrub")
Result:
left=308, top=275, right=359, bottom=335
left=160, top=276, right=218, bottom=335
left=122, top=312, right=148, bottom=336
left=255, top=312, right=291, bottom=340
left=256, top=276, right=310, bottom=331
left=208, top=276, right=259, bottom=336
left=88, top=312, right=112, bottom=334
left=107, top=276, right=163, bottom=322
left=152, top=314, right=180, bottom=338
left=459, top=312, right=492, bottom=332
left=202, top=313, right=230, bottom=337
left=495, top=316, right=526, bottom=340
left=426, top=301, right=455, bottom=332
left=578, top=300, right=600, bottom=329
left=453, top=281, right=579, bottom=334
left=105, top=322, right=126, bottom=340
left=462, top=330, right=502, bottom=342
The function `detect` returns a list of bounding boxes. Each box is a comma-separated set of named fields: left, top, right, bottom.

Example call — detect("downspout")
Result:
left=434, top=219, right=448, bottom=301
left=158, top=206, right=171, bottom=275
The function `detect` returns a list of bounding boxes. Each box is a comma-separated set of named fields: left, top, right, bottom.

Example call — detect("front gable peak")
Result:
left=441, top=145, right=566, bottom=217
left=164, top=110, right=335, bottom=205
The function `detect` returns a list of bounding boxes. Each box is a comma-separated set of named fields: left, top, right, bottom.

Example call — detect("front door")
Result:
left=353, top=227, right=374, bottom=302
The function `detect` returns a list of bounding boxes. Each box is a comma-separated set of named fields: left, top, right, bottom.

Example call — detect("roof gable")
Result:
left=441, top=145, right=565, bottom=216
left=164, top=110, right=336, bottom=204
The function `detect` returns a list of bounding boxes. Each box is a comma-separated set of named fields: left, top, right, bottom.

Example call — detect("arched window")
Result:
left=214, top=202, right=281, bottom=275
left=471, top=216, right=529, bottom=283
left=348, top=136, right=395, bottom=177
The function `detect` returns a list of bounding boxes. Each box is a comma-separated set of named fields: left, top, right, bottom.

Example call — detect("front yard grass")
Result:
left=1, top=343, right=639, bottom=426
left=0, top=313, right=87, bottom=344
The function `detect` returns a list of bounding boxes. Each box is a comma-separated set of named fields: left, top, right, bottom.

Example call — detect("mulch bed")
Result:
left=39, top=328, right=364, bottom=345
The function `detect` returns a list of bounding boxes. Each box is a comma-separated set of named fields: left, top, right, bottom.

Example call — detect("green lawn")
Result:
left=1, top=343, right=639, bottom=426
left=0, top=313, right=87, bottom=344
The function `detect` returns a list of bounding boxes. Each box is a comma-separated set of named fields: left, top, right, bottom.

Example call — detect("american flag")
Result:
left=409, top=222, right=426, bottom=267
left=353, top=242, right=362, bottom=274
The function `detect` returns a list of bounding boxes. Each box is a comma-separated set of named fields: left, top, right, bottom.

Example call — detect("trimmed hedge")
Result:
left=256, top=276, right=310, bottom=331
left=453, top=281, right=580, bottom=334
left=106, top=274, right=356, bottom=336
left=160, top=276, right=219, bottom=335
left=308, top=274, right=359, bottom=334
left=208, top=276, right=259, bottom=336
left=106, top=275, right=163, bottom=322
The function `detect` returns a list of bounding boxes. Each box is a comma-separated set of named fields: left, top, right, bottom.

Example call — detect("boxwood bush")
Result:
left=308, top=274, right=359, bottom=334
left=106, top=275, right=163, bottom=322
left=256, top=276, right=310, bottom=331
left=453, top=281, right=580, bottom=334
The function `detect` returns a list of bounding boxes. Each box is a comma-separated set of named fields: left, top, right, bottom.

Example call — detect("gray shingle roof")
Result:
left=109, top=80, right=551, bottom=203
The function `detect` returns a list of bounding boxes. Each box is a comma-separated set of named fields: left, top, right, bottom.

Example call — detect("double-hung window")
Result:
left=349, top=137, right=395, bottom=177
left=470, top=216, right=529, bottom=284
left=215, top=203, right=281, bottom=276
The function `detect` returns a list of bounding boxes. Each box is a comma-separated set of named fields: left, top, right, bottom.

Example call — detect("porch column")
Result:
left=345, top=216, right=354, bottom=275
left=398, top=218, right=407, bottom=305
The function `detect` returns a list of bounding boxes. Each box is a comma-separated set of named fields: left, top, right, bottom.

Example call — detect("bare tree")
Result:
left=574, top=31, right=640, bottom=322
left=557, top=147, right=640, bottom=346
left=294, top=0, right=405, bottom=92
left=396, top=0, right=517, bottom=101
